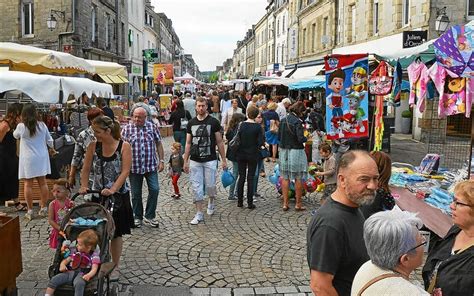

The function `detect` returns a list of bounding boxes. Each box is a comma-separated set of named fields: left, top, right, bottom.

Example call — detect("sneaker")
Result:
left=189, top=213, right=204, bottom=225
left=248, top=204, right=256, bottom=209
left=228, top=195, right=237, bottom=200
left=174, top=193, right=181, bottom=199
left=207, top=204, right=216, bottom=215
left=134, top=219, right=142, bottom=228
left=24, top=212, right=33, bottom=221
left=143, top=217, right=159, bottom=228
left=38, top=207, right=48, bottom=217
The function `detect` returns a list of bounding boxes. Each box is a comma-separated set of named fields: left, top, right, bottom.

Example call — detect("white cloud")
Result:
left=150, top=0, right=269, bottom=71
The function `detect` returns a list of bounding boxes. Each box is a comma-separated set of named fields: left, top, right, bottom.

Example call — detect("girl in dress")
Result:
left=48, top=178, right=74, bottom=249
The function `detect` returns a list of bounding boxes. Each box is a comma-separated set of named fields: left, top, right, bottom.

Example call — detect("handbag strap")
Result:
left=357, top=273, right=402, bottom=296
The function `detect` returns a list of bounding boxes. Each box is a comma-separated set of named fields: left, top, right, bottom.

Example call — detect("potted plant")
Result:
left=401, top=109, right=412, bottom=134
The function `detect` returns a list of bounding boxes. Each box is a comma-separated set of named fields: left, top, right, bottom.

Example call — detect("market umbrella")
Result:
left=433, top=21, right=474, bottom=77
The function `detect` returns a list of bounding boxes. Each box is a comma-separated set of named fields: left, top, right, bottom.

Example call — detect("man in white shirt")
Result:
left=276, top=97, right=292, bottom=120
left=182, top=93, right=196, bottom=118
left=222, top=99, right=242, bottom=131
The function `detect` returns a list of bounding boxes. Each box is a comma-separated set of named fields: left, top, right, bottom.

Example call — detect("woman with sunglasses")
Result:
left=352, top=209, right=429, bottom=295
left=422, top=180, right=474, bottom=296
left=79, top=115, right=133, bottom=281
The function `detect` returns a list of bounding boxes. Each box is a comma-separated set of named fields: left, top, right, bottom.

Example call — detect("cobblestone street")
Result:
left=7, top=135, right=319, bottom=296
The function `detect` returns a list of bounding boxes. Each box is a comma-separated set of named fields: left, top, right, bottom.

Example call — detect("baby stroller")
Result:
left=48, top=190, right=118, bottom=296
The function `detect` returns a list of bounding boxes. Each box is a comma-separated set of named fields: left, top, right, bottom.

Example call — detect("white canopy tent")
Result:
left=0, top=71, right=113, bottom=103
left=175, top=72, right=196, bottom=81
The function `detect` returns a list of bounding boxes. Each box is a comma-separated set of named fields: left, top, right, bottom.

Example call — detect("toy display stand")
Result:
left=0, top=215, right=22, bottom=296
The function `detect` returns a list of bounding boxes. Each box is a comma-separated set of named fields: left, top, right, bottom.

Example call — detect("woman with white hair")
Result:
left=351, top=209, right=429, bottom=295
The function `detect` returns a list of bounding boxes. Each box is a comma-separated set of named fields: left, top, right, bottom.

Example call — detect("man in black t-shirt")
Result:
left=307, top=150, right=379, bottom=296
left=183, top=97, right=227, bottom=225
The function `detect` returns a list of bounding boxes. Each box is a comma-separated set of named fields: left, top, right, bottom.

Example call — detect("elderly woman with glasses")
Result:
left=422, top=180, right=474, bottom=296
left=352, top=209, right=429, bottom=295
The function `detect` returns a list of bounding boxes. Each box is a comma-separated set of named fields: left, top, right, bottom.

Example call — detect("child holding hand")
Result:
left=48, top=178, right=74, bottom=249
left=169, top=142, right=184, bottom=199
left=45, top=229, right=101, bottom=296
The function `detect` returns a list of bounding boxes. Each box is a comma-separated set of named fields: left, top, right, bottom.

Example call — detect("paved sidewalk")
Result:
left=4, top=134, right=425, bottom=295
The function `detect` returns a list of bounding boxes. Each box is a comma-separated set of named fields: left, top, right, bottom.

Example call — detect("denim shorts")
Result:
left=189, top=160, right=218, bottom=202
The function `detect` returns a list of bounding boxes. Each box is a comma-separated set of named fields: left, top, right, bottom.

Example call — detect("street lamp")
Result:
left=435, top=7, right=450, bottom=35
left=46, top=9, right=65, bottom=31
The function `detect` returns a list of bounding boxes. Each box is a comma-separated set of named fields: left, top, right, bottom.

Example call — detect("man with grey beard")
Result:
left=307, top=150, right=379, bottom=296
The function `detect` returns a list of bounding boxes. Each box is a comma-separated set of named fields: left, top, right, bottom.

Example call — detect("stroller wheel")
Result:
left=109, top=282, right=119, bottom=296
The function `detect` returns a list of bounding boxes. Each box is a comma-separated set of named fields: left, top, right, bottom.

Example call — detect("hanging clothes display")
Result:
left=390, top=60, right=403, bottom=105
left=407, top=60, right=429, bottom=112
left=369, top=61, right=391, bottom=151
left=427, top=63, right=469, bottom=118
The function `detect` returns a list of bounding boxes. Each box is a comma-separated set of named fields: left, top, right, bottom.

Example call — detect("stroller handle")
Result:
left=71, top=190, right=103, bottom=201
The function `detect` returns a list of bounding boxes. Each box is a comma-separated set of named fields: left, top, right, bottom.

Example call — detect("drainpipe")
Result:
left=58, top=0, right=76, bottom=54
left=334, top=0, right=338, bottom=51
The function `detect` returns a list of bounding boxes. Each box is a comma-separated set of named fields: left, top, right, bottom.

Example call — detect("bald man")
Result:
left=121, top=107, right=164, bottom=228
left=307, top=150, right=379, bottom=296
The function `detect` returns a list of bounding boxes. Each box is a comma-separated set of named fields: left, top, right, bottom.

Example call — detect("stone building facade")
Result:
left=254, top=13, right=269, bottom=75
left=0, top=0, right=128, bottom=62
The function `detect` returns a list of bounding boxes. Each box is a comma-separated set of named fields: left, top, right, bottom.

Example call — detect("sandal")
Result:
left=295, top=206, right=307, bottom=211
left=282, top=205, right=289, bottom=211
left=14, top=202, right=27, bottom=212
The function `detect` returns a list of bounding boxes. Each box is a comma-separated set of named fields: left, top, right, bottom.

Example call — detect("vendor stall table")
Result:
left=391, top=187, right=452, bottom=238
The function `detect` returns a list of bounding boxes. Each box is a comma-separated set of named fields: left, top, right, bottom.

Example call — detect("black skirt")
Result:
left=112, top=191, right=134, bottom=238
left=0, top=153, right=19, bottom=202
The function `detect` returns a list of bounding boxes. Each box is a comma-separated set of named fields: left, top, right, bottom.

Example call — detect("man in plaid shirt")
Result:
left=121, top=107, right=164, bottom=228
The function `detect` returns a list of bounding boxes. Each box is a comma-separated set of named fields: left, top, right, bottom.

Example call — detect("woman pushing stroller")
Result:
left=79, top=115, right=134, bottom=281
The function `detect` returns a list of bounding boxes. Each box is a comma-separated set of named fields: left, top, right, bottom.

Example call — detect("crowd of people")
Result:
left=0, top=86, right=473, bottom=295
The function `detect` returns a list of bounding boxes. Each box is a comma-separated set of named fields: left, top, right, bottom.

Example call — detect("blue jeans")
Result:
left=228, top=161, right=239, bottom=198
left=129, top=171, right=159, bottom=220
left=253, top=159, right=264, bottom=194
left=173, top=130, right=186, bottom=153
left=48, top=270, right=86, bottom=296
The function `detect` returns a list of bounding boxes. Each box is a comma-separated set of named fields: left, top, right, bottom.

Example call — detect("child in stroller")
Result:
left=47, top=191, right=117, bottom=296
left=45, top=229, right=100, bottom=296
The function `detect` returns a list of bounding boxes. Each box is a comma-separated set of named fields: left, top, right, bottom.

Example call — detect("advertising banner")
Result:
left=153, top=64, right=174, bottom=85
left=324, top=54, right=369, bottom=140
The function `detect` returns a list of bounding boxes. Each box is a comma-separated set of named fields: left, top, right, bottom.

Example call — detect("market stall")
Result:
left=0, top=70, right=114, bottom=206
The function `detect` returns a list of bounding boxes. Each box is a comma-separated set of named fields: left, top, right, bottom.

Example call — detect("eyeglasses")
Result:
left=407, top=240, right=427, bottom=253
left=452, top=198, right=472, bottom=209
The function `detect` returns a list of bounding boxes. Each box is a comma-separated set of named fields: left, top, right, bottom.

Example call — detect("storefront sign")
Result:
left=402, top=31, right=427, bottom=48
left=132, top=65, right=142, bottom=74
left=273, top=63, right=280, bottom=72
left=153, top=64, right=174, bottom=85
left=289, top=26, right=298, bottom=60
left=63, top=45, right=72, bottom=53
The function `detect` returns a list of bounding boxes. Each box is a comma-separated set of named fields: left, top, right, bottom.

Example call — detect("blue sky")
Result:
left=151, top=0, right=269, bottom=71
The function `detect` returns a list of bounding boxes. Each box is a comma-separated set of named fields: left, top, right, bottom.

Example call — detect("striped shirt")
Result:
left=121, top=121, right=161, bottom=174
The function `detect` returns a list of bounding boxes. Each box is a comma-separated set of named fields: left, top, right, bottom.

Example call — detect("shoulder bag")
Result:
left=228, top=122, right=242, bottom=153
left=357, top=273, right=402, bottom=296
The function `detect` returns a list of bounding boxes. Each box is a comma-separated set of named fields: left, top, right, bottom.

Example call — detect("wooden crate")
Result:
left=5, top=179, right=55, bottom=207
left=0, top=216, right=22, bottom=294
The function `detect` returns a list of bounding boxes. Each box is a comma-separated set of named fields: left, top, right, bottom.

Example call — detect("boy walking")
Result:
left=315, top=143, right=337, bottom=203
